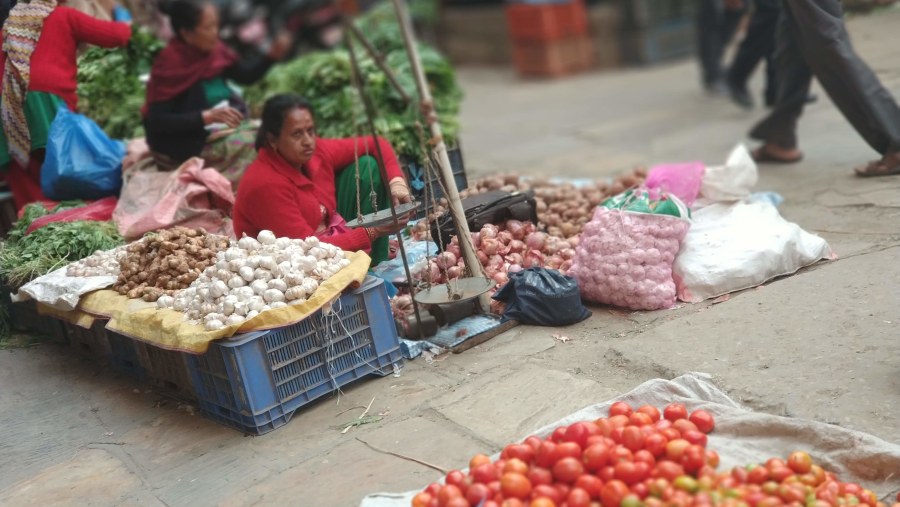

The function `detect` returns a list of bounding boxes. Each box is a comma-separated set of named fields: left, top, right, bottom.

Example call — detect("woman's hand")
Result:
left=368, top=212, right=413, bottom=239
left=202, top=107, right=244, bottom=128
left=268, top=32, right=294, bottom=61
left=389, top=177, right=412, bottom=205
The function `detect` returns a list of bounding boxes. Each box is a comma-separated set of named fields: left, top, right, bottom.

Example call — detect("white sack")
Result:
left=360, top=373, right=900, bottom=507
left=19, top=266, right=117, bottom=312
left=699, top=144, right=758, bottom=204
left=673, top=201, right=833, bottom=303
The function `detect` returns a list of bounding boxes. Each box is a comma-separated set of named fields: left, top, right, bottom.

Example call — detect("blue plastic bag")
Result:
left=41, top=107, right=125, bottom=201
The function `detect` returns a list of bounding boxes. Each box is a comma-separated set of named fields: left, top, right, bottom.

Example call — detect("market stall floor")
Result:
left=3, top=7, right=900, bottom=506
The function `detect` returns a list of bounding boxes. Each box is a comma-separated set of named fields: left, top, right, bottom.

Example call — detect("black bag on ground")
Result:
left=492, top=268, right=591, bottom=326
left=431, top=190, right=537, bottom=250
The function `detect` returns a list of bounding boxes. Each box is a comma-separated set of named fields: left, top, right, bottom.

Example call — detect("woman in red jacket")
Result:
left=233, top=94, right=413, bottom=265
left=0, top=0, right=131, bottom=210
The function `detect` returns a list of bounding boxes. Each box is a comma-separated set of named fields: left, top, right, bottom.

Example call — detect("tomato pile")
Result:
left=410, top=402, right=900, bottom=507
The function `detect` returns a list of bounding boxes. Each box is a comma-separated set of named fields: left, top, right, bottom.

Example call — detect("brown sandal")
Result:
left=751, top=146, right=803, bottom=164
left=854, top=157, right=900, bottom=177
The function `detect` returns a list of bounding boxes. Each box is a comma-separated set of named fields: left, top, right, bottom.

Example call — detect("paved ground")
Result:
left=2, top=7, right=900, bottom=507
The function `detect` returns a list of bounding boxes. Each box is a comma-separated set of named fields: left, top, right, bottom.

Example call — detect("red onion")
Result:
left=482, top=238, right=500, bottom=256
left=492, top=272, right=509, bottom=285
left=481, top=224, right=499, bottom=239
left=523, top=249, right=544, bottom=269
left=568, top=235, right=580, bottom=247
left=505, top=252, right=523, bottom=266
left=522, top=221, right=537, bottom=236
left=508, top=239, right=526, bottom=254
left=560, top=248, right=576, bottom=261
left=477, top=251, right=489, bottom=265
left=435, top=251, right=457, bottom=269
left=507, top=264, right=523, bottom=274
left=447, top=244, right=462, bottom=261
left=488, top=255, right=504, bottom=271
left=506, top=219, right=525, bottom=240
left=544, top=237, right=562, bottom=255
left=546, top=255, right=563, bottom=269
left=524, top=232, right=546, bottom=250
left=471, top=232, right=481, bottom=248
left=447, top=266, right=462, bottom=279
left=428, top=262, right=441, bottom=282
left=560, top=259, right=574, bottom=273
left=497, top=231, right=513, bottom=245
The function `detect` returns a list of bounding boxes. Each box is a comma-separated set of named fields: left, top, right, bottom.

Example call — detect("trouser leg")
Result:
left=727, top=0, right=779, bottom=90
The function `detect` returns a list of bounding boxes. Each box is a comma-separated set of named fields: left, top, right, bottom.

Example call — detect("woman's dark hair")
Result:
left=256, top=94, right=315, bottom=150
left=159, top=0, right=208, bottom=38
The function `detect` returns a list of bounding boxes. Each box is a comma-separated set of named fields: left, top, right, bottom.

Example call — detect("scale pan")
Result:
left=346, top=201, right=421, bottom=228
left=413, top=277, right=495, bottom=305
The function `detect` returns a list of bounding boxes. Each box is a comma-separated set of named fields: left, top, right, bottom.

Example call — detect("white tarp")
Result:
left=19, top=266, right=116, bottom=312
left=360, top=373, right=900, bottom=507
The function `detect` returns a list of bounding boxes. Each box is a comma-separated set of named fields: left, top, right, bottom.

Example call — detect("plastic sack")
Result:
left=570, top=203, right=691, bottom=311
left=602, top=189, right=690, bottom=218
left=25, top=196, right=117, bottom=235
left=699, top=144, right=758, bottom=203
left=492, top=267, right=591, bottom=326
left=41, top=107, right=125, bottom=201
left=644, top=162, right=705, bottom=206
left=113, top=157, right=235, bottom=240
left=673, top=201, right=834, bottom=303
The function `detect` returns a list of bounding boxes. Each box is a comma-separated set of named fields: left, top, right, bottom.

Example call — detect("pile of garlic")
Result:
left=158, top=230, right=352, bottom=331
left=66, top=247, right=126, bottom=278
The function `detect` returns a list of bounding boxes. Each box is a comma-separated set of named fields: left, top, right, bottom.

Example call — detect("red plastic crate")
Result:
left=512, top=34, right=595, bottom=78
left=506, top=0, right=588, bottom=42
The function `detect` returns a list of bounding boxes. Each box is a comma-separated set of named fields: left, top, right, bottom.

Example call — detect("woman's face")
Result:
left=271, top=108, right=317, bottom=168
left=182, top=4, right=220, bottom=53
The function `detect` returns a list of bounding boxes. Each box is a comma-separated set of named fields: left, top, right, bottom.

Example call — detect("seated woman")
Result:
left=143, top=0, right=290, bottom=189
left=0, top=0, right=131, bottom=210
left=234, top=94, right=413, bottom=266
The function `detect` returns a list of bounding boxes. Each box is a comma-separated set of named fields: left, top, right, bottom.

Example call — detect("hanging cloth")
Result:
left=143, top=38, right=238, bottom=114
left=1, top=0, right=57, bottom=166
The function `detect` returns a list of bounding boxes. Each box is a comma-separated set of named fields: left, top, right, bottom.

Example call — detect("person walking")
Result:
left=749, top=0, right=900, bottom=176
left=697, top=0, right=746, bottom=94
left=725, top=0, right=778, bottom=108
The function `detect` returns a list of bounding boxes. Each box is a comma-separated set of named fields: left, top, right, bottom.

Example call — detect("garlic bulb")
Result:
left=250, top=279, right=268, bottom=295
left=209, top=280, right=228, bottom=298
left=206, top=319, right=225, bottom=331
left=268, top=278, right=288, bottom=292
left=258, top=256, right=277, bottom=272
left=224, top=248, right=245, bottom=262
left=275, top=237, right=292, bottom=250
left=227, top=276, right=247, bottom=289
left=253, top=268, right=273, bottom=282
left=248, top=297, right=266, bottom=313
left=285, top=286, right=306, bottom=301
left=227, top=259, right=244, bottom=272
left=245, top=255, right=261, bottom=269
left=157, top=295, right=175, bottom=309
left=225, top=314, right=244, bottom=326
left=246, top=310, right=259, bottom=320
left=257, top=230, right=276, bottom=245
left=270, top=301, right=287, bottom=309
left=239, top=266, right=255, bottom=282
left=238, top=236, right=261, bottom=252
left=263, top=289, right=285, bottom=303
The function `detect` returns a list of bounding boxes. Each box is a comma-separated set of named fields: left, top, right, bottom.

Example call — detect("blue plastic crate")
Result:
left=132, top=340, right=197, bottom=401
left=64, top=319, right=111, bottom=361
left=107, top=331, right=144, bottom=380
left=186, top=276, right=404, bottom=435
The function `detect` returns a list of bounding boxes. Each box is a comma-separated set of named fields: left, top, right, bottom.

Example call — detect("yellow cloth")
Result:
left=38, top=303, right=98, bottom=328
left=60, top=251, right=371, bottom=354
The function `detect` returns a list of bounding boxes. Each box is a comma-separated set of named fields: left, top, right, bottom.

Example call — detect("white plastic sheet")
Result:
left=673, top=201, right=833, bottom=303
left=699, top=144, right=759, bottom=204
left=359, top=373, right=900, bottom=507
left=19, top=267, right=116, bottom=312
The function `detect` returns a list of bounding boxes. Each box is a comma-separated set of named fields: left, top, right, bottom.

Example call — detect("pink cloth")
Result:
left=315, top=213, right=371, bottom=254
left=644, top=162, right=705, bottom=207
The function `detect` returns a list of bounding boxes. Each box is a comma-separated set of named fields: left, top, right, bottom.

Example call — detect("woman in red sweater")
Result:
left=233, top=94, right=413, bottom=265
left=0, top=0, right=131, bottom=210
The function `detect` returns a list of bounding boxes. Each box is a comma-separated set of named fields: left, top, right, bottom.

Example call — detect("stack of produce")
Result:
left=66, top=247, right=125, bottom=278
left=113, top=227, right=228, bottom=302
left=158, top=230, right=351, bottom=331
left=0, top=203, right=123, bottom=288
left=411, top=401, right=897, bottom=507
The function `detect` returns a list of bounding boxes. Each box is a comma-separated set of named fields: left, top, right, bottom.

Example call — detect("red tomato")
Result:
left=608, top=415, right=631, bottom=428
left=426, top=483, right=443, bottom=497
left=565, top=422, right=600, bottom=449
left=614, top=461, right=642, bottom=485
left=536, top=441, right=558, bottom=468
left=673, top=419, right=700, bottom=435
left=665, top=439, right=691, bottom=462
left=595, top=418, right=615, bottom=437
left=609, top=401, right=634, bottom=417
left=769, top=466, right=794, bottom=482
left=629, top=412, right=654, bottom=427
left=637, top=405, right=661, bottom=422
left=611, top=446, right=634, bottom=463
left=446, top=470, right=466, bottom=489
left=787, top=451, right=812, bottom=474
left=469, top=454, right=491, bottom=471
left=653, top=461, right=685, bottom=482
left=529, top=498, right=558, bottom=507
left=663, top=403, right=688, bottom=422
left=551, top=427, right=567, bottom=443
left=528, top=467, right=553, bottom=487
left=567, top=487, right=592, bottom=507
left=758, top=497, right=784, bottom=507
left=554, top=483, right=571, bottom=501
left=532, top=485, right=562, bottom=504
left=634, top=449, right=656, bottom=466
left=553, top=457, right=584, bottom=484
left=689, top=410, right=715, bottom=433
left=655, top=419, right=674, bottom=431
left=706, top=450, right=720, bottom=468
left=482, top=502, right=499, bottom=507
left=523, top=436, right=542, bottom=451
left=633, top=461, right=652, bottom=482
left=732, top=466, right=749, bottom=484
left=586, top=435, right=607, bottom=447
left=632, top=482, right=650, bottom=500
left=748, top=465, right=771, bottom=484
left=501, top=499, right=524, bottom=507
left=681, top=445, right=707, bottom=472
left=507, top=445, right=535, bottom=464
left=682, top=430, right=708, bottom=448
left=611, top=427, right=625, bottom=444
left=599, top=465, right=616, bottom=482
left=554, top=442, right=583, bottom=462
left=575, top=475, right=604, bottom=499
left=412, top=492, right=433, bottom=507
left=583, top=443, right=611, bottom=471
left=445, top=497, right=469, bottom=507
left=438, top=485, right=463, bottom=506
left=466, top=483, right=490, bottom=506
left=500, top=473, right=532, bottom=500
left=503, top=458, right=529, bottom=475
left=622, top=426, right=645, bottom=452
left=601, top=480, right=631, bottom=507
left=487, top=480, right=501, bottom=496
left=661, top=428, right=682, bottom=442
left=472, top=464, right=497, bottom=485
left=644, top=433, right=668, bottom=458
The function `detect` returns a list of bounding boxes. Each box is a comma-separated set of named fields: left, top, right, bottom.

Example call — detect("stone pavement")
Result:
left=2, top=7, right=899, bottom=507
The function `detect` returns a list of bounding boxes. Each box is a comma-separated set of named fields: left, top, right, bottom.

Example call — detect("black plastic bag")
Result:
left=492, top=268, right=591, bottom=326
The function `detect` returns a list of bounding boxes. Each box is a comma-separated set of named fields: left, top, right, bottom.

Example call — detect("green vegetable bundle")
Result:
left=0, top=204, right=123, bottom=288
left=244, top=8, right=462, bottom=163
left=77, top=28, right=164, bottom=140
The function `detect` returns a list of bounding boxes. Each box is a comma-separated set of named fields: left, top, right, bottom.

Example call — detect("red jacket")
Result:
left=233, top=136, right=405, bottom=252
left=0, top=7, right=132, bottom=110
